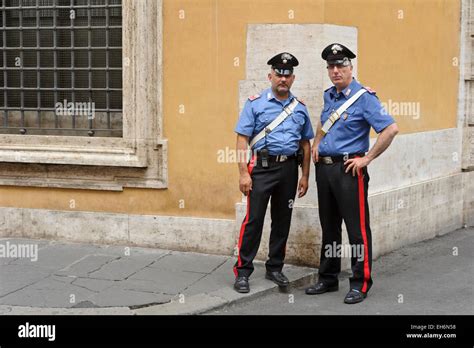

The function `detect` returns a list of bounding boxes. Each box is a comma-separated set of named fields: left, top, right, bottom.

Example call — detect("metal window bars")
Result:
left=0, top=0, right=122, bottom=137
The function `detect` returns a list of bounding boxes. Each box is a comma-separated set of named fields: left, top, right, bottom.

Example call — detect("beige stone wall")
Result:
left=466, top=1, right=474, bottom=169
left=0, top=1, right=470, bottom=268
left=0, top=0, right=463, bottom=221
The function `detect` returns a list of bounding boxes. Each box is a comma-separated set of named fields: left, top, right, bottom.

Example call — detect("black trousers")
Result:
left=234, top=156, right=298, bottom=278
left=316, top=161, right=373, bottom=293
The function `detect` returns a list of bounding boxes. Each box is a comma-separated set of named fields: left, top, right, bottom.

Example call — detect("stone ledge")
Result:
left=0, top=173, right=469, bottom=268
left=0, top=209, right=236, bottom=257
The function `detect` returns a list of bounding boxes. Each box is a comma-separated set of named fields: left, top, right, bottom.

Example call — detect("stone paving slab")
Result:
left=54, top=254, right=119, bottom=277
left=149, top=252, right=229, bottom=273
left=10, top=244, right=98, bottom=270
left=0, top=238, right=316, bottom=314
left=212, top=258, right=236, bottom=274
left=71, top=277, right=116, bottom=292
left=113, top=278, right=167, bottom=293
left=85, top=286, right=173, bottom=308
left=128, top=268, right=206, bottom=294
left=0, top=280, right=96, bottom=308
left=0, top=265, right=51, bottom=297
left=182, top=272, right=232, bottom=297
left=88, top=254, right=165, bottom=281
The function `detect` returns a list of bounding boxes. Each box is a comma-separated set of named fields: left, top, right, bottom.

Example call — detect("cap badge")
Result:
left=281, top=53, right=292, bottom=63
left=331, top=44, right=342, bottom=55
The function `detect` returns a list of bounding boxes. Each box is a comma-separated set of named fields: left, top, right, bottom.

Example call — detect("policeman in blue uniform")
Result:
left=305, top=43, right=399, bottom=303
left=233, top=52, right=314, bottom=293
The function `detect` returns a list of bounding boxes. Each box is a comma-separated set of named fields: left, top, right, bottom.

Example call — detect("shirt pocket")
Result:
left=290, top=112, right=306, bottom=136
left=321, top=105, right=331, bottom=123
left=291, top=112, right=306, bottom=126
left=254, top=112, right=269, bottom=131
left=341, top=106, right=362, bottom=127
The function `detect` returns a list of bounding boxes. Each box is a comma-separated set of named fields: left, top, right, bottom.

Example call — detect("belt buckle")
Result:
left=322, top=156, right=333, bottom=165
left=279, top=155, right=288, bottom=162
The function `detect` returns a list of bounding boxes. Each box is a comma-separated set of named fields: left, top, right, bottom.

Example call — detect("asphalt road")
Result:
left=208, top=227, right=474, bottom=315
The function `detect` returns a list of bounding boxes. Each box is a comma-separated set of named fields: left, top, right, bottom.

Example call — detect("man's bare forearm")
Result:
left=300, top=140, right=311, bottom=178
left=236, top=134, right=250, bottom=176
left=311, top=120, right=323, bottom=163
left=366, top=123, right=399, bottom=162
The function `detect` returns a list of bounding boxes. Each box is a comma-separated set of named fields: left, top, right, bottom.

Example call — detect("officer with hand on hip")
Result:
left=233, top=52, right=314, bottom=293
left=306, top=43, right=399, bottom=304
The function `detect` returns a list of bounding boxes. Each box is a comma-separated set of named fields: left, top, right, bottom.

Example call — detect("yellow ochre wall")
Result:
left=0, top=0, right=461, bottom=219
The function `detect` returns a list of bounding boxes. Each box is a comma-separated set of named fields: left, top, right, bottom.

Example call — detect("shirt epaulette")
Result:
left=296, top=97, right=306, bottom=106
left=364, top=86, right=377, bottom=95
left=248, top=94, right=261, bottom=101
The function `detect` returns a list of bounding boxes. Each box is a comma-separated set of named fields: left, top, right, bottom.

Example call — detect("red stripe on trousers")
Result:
left=357, top=168, right=370, bottom=293
left=234, top=155, right=256, bottom=277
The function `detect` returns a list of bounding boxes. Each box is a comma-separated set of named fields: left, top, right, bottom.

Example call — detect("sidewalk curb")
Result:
left=0, top=305, right=135, bottom=315
left=133, top=267, right=317, bottom=315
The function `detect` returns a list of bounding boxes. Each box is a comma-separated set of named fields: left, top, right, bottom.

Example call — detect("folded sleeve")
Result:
left=362, top=94, right=395, bottom=134
left=301, top=111, right=315, bottom=140
left=234, top=100, right=255, bottom=137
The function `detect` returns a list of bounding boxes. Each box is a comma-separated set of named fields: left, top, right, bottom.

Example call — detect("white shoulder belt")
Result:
left=249, top=98, right=300, bottom=148
left=321, top=89, right=367, bottom=135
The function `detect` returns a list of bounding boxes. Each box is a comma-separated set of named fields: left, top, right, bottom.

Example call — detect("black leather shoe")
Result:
left=234, top=276, right=250, bottom=293
left=305, top=281, right=339, bottom=295
left=265, top=271, right=289, bottom=287
left=344, top=289, right=367, bottom=304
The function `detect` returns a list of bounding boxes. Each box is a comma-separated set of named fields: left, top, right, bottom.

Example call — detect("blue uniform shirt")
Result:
left=318, top=79, right=395, bottom=156
left=234, top=88, right=314, bottom=156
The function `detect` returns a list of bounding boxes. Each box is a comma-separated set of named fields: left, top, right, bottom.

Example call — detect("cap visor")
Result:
left=273, top=68, right=293, bottom=76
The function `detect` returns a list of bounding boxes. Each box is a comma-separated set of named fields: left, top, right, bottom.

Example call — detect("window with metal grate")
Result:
left=0, top=0, right=122, bottom=137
